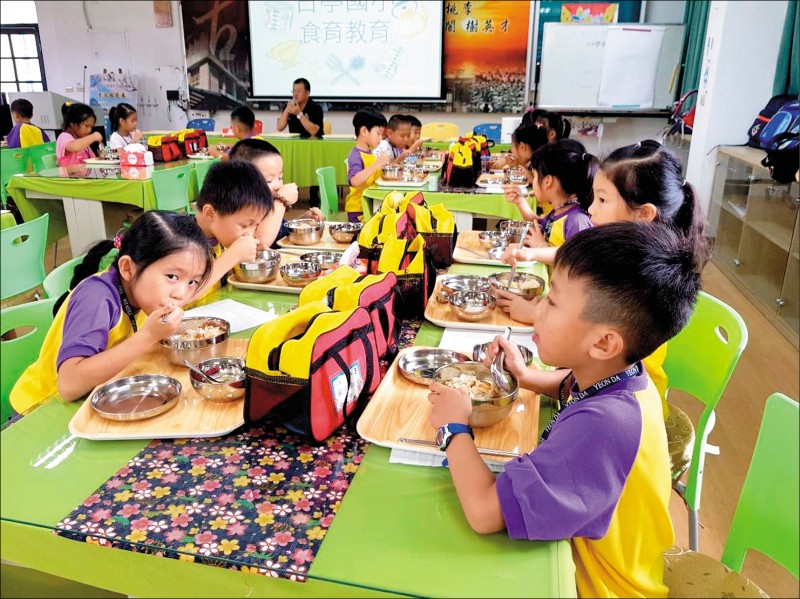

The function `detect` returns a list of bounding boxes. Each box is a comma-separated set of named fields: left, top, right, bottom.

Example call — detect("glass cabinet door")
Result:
left=777, top=210, right=800, bottom=347
left=710, top=154, right=746, bottom=272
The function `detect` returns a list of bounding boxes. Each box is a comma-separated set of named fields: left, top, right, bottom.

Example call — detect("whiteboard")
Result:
left=537, top=23, right=685, bottom=112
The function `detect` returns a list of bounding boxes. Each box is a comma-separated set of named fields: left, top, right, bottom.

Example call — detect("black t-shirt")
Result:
left=287, top=97, right=324, bottom=138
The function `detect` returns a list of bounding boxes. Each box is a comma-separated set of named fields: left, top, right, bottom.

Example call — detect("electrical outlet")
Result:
left=166, top=90, right=179, bottom=101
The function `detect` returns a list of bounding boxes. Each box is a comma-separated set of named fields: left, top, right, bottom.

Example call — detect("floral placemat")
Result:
left=55, top=421, right=368, bottom=582
left=397, top=318, right=422, bottom=350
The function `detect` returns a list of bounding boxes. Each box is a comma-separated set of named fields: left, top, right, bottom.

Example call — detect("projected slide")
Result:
left=248, top=1, right=444, bottom=101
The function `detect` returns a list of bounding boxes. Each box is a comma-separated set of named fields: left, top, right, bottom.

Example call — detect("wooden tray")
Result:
left=475, top=173, right=508, bottom=187
left=375, top=176, right=428, bottom=188
left=226, top=250, right=306, bottom=294
left=425, top=276, right=534, bottom=332
left=357, top=347, right=540, bottom=462
left=276, top=226, right=353, bottom=252
left=453, top=231, right=536, bottom=268
left=69, top=339, right=249, bottom=441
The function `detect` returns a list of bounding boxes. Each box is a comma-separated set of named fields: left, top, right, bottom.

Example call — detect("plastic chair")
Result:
left=1, top=213, right=49, bottom=301
left=663, top=290, right=749, bottom=552
left=663, top=393, right=798, bottom=596
left=43, top=254, right=85, bottom=300
left=0, top=297, right=58, bottom=424
left=473, top=123, right=502, bottom=143
left=187, top=118, right=216, bottom=132
left=252, top=119, right=263, bottom=134
left=420, top=122, right=459, bottom=142
left=151, top=164, right=192, bottom=213
left=26, top=141, right=57, bottom=171
left=1, top=147, right=30, bottom=208
left=316, top=166, right=340, bottom=221
left=193, top=158, right=220, bottom=193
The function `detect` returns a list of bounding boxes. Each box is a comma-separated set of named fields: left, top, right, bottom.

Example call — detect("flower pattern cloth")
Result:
left=55, top=421, right=368, bottom=582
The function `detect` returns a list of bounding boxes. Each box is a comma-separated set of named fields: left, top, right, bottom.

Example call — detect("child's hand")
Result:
left=131, top=130, right=144, bottom=144
left=277, top=182, right=299, bottom=206
left=91, top=131, right=104, bottom=143
left=229, top=235, right=260, bottom=263
left=409, top=139, right=424, bottom=153
left=494, top=288, right=536, bottom=324
left=503, top=184, right=525, bottom=206
left=483, top=336, right=529, bottom=380
left=301, top=207, right=325, bottom=222
left=524, top=220, right=547, bottom=248
left=501, top=243, right=533, bottom=267
left=427, top=382, right=472, bottom=430
left=141, top=304, right=184, bottom=342
left=375, top=153, right=392, bottom=168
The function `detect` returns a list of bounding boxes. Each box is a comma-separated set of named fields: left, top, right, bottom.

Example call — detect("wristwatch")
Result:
left=436, top=423, right=474, bottom=451
left=297, top=112, right=305, bottom=120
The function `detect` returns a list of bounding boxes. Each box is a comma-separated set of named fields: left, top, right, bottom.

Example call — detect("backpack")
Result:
left=747, top=95, right=800, bottom=149
left=441, top=140, right=480, bottom=188
left=762, top=131, right=799, bottom=184
left=665, top=89, right=697, bottom=136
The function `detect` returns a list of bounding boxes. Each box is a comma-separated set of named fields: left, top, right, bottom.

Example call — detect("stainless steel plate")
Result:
left=91, top=375, right=182, bottom=421
left=397, top=348, right=471, bottom=386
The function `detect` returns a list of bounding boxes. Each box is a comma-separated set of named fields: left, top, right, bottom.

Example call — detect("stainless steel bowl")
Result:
left=472, top=342, right=534, bottom=367
left=489, top=272, right=546, bottom=300
left=300, top=251, right=342, bottom=267
left=91, top=374, right=181, bottom=421
left=280, top=262, right=322, bottom=287
left=436, top=274, right=490, bottom=303
left=382, top=165, right=401, bottom=180
left=508, top=168, right=529, bottom=184
left=189, top=357, right=246, bottom=403
left=433, top=362, right=519, bottom=428
left=448, top=290, right=496, bottom=322
left=499, top=220, right=530, bottom=244
left=286, top=218, right=324, bottom=246
left=397, top=348, right=471, bottom=385
left=478, top=230, right=507, bottom=249
left=234, top=249, right=281, bottom=283
left=160, top=317, right=230, bottom=367
left=329, top=222, right=363, bottom=243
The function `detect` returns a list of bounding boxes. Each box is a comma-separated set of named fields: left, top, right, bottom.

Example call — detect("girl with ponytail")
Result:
left=108, top=102, right=143, bottom=149
left=10, top=211, right=213, bottom=415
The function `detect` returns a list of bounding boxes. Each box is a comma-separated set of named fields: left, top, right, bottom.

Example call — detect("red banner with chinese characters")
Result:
left=443, top=1, right=531, bottom=113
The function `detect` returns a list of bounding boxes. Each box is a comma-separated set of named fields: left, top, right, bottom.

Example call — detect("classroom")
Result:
left=0, top=1, right=797, bottom=597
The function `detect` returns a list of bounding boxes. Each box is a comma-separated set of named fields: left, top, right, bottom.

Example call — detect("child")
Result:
left=229, top=137, right=324, bottom=248
left=210, top=105, right=256, bottom=158
left=428, top=222, right=700, bottom=598
left=535, top=111, right=572, bottom=143
left=345, top=107, right=390, bottom=223
left=489, top=122, right=548, bottom=173
left=6, top=98, right=50, bottom=148
left=108, top=103, right=143, bottom=149
left=373, top=114, right=423, bottom=164
left=190, top=160, right=274, bottom=300
left=56, top=102, right=103, bottom=167
left=10, top=211, right=212, bottom=413
left=406, top=115, right=422, bottom=149
left=496, top=141, right=710, bottom=418
left=503, top=139, right=597, bottom=264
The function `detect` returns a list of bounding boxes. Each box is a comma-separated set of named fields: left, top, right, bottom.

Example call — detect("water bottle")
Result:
left=103, top=110, right=112, bottom=142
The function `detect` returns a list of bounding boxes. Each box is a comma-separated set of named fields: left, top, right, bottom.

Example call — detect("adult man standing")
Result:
left=277, top=78, right=324, bottom=138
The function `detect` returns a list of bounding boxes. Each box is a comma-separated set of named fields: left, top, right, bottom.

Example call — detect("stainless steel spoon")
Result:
left=491, top=326, right=514, bottom=393
left=183, top=359, right=221, bottom=384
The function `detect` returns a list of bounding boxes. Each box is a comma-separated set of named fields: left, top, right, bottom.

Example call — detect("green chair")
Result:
left=26, top=141, right=57, bottom=171
left=151, top=164, right=192, bottom=212
left=663, top=393, right=798, bottom=596
left=193, top=157, right=220, bottom=192
left=1, top=147, right=30, bottom=208
left=43, top=254, right=86, bottom=300
left=315, top=166, right=340, bottom=221
left=0, top=297, right=58, bottom=424
left=663, top=290, right=749, bottom=552
left=1, top=213, right=49, bottom=301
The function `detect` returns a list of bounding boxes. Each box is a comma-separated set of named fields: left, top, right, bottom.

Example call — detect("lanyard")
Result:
left=542, top=199, right=579, bottom=240
left=540, top=364, right=640, bottom=442
left=116, top=280, right=139, bottom=333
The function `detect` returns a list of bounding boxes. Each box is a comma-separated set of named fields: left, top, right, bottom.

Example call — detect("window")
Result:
left=0, top=25, right=47, bottom=92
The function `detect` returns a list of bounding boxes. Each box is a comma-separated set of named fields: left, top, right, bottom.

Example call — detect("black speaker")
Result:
left=0, top=103, right=12, bottom=141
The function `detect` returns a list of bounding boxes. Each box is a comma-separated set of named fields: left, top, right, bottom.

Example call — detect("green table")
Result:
left=0, top=209, right=15, bottom=230
left=1, top=272, right=574, bottom=598
left=6, top=161, right=200, bottom=255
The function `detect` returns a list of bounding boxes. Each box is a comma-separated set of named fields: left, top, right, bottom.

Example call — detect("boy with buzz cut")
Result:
left=345, top=106, right=390, bottom=223
left=428, top=222, right=701, bottom=598
left=372, top=114, right=423, bottom=164
left=7, top=98, right=50, bottom=148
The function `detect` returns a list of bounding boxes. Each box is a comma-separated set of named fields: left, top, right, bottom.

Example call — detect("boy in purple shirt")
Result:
left=428, top=223, right=706, bottom=597
left=6, top=98, right=50, bottom=148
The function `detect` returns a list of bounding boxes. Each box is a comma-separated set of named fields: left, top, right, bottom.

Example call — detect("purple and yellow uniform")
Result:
left=344, top=146, right=381, bottom=222
left=10, top=269, right=146, bottom=414
left=6, top=122, right=50, bottom=148
left=497, top=364, right=673, bottom=598
left=540, top=203, right=593, bottom=247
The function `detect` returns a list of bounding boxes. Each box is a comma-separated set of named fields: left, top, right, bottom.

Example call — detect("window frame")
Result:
left=0, top=24, right=47, bottom=92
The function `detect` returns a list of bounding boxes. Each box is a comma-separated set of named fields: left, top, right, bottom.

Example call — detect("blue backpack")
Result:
left=747, top=94, right=800, bottom=150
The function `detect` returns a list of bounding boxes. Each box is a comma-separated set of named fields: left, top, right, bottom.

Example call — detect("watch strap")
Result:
left=438, top=423, right=474, bottom=451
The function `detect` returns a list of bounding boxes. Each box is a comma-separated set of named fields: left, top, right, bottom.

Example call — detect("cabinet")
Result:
left=708, top=146, right=799, bottom=348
